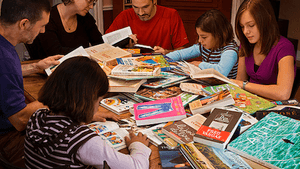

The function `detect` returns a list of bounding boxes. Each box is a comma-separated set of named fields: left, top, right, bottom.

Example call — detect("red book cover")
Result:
left=193, top=108, right=243, bottom=149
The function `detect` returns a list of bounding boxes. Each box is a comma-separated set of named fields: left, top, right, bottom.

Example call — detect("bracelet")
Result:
left=242, top=80, right=249, bottom=90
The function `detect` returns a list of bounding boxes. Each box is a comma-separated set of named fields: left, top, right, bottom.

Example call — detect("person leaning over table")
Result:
left=105, top=0, right=189, bottom=55
left=0, top=0, right=117, bottom=167
left=230, top=0, right=296, bottom=100
left=24, top=56, right=151, bottom=169
left=27, top=0, right=104, bottom=59
left=166, top=9, right=239, bottom=79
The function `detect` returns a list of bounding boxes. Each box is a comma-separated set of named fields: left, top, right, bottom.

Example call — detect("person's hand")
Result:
left=36, top=55, right=63, bottom=70
left=153, top=46, right=167, bottom=55
left=189, top=61, right=201, bottom=67
left=92, top=111, right=120, bottom=122
left=129, top=34, right=138, bottom=44
left=230, top=79, right=243, bottom=88
left=125, top=132, right=149, bottom=147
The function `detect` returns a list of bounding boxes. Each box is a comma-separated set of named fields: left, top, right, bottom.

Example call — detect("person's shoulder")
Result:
left=277, top=36, right=294, bottom=46
left=157, top=5, right=178, bottom=15
left=222, top=40, right=238, bottom=53
left=274, top=36, right=295, bottom=52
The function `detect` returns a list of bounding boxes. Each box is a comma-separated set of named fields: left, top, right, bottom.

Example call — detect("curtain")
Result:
left=231, top=0, right=244, bottom=44
left=93, top=0, right=104, bottom=34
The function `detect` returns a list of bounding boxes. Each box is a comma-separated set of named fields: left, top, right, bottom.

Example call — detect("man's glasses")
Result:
left=87, top=0, right=96, bottom=6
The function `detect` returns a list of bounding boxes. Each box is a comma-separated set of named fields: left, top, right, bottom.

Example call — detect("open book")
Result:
left=45, top=46, right=89, bottom=76
left=174, top=61, right=238, bottom=87
left=102, top=26, right=132, bottom=47
left=87, top=121, right=129, bottom=150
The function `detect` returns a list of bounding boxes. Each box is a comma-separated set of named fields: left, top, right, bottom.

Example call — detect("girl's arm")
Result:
left=235, top=56, right=248, bottom=81
left=232, top=56, right=295, bottom=100
left=77, top=136, right=151, bottom=169
left=166, top=44, right=201, bottom=61
left=198, top=50, right=238, bottom=77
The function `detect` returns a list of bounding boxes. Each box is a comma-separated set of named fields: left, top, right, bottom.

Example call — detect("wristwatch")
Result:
left=242, top=80, right=249, bottom=90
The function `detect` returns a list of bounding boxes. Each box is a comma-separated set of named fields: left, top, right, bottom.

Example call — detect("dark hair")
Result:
left=195, top=9, right=234, bottom=50
left=38, top=57, right=109, bottom=124
left=235, top=0, right=280, bottom=57
left=0, top=0, right=51, bottom=26
left=62, top=0, right=98, bottom=6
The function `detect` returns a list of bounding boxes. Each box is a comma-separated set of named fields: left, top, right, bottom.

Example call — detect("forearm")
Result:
left=8, top=101, right=46, bottom=131
left=21, top=63, right=44, bottom=76
left=166, top=44, right=200, bottom=61
left=77, top=137, right=151, bottom=169
left=235, top=80, right=292, bottom=100
left=199, top=50, right=237, bottom=77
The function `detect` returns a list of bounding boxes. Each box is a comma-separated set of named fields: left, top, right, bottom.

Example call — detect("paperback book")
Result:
left=142, top=72, right=188, bottom=89
left=180, top=143, right=252, bottom=169
left=152, top=127, right=180, bottom=149
left=102, top=26, right=132, bottom=47
left=100, top=95, right=136, bottom=115
left=174, top=61, right=238, bottom=87
left=135, top=86, right=182, bottom=101
left=162, top=114, right=206, bottom=144
left=189, top=89, right=235, bottom=115
left=227, top=113, right=300, bottom=169
left=111, top=64, right=161, bottom=76
left=108, top=78, right=146, bottom=93
left=87, top=121, right=129, bottom=150
left=158, top=143, right=192, bottom=169
left=193, top=108, right=243, bottom=149
left=108, top=74, right=166, bottom=81
left=134, top=96, right=186, bottom=126
left=179, top=82, right=208, bottom=97
left=116, top=55, right=171, bottom=71
left=85, top=43, right=132, bottom=66
left=202, top=84, right=275, bottom=114
left=45, top=46, right=89, bottom=76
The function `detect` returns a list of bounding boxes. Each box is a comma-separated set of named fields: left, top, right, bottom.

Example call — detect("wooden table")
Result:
left=22, top=61, right=266, bottom=169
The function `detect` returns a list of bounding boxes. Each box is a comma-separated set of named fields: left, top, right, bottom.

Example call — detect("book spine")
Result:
left=161, top=128, right=185, bottom=144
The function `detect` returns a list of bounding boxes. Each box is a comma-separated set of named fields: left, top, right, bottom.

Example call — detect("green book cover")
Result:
left=228, top=113, right=300, bottom=169
left=202, top=84, right=275, bottom=114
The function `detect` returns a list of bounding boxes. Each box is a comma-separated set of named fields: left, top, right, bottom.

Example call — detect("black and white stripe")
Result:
left=200, top=41, right=238, bottom=79
left=24, top=109, right=97, bottom=169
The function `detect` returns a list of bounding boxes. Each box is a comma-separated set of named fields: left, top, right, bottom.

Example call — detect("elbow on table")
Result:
left=272, top=90, right=291, bottom=101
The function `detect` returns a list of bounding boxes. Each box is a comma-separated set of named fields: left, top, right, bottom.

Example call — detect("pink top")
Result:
left=245, top=36, right=296, bottom=84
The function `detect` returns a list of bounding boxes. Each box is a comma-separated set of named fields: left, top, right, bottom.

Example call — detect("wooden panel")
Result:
left=158, top=0, right=232, bottom=47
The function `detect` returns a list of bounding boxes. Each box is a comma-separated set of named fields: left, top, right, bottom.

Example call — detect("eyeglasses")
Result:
left=87, top=0, right=96, bottom=6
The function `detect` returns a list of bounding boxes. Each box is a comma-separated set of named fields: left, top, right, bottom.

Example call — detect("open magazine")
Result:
left=173, top=61, right=238, bottom=87
left=87, top=121, right=129, bottom=150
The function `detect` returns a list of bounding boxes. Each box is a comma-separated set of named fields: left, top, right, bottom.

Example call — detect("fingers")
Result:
left=54, top=55, right=63, bottom=59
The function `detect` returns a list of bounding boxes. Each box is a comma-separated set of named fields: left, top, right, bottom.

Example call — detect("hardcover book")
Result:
left=108, top=78, right=146, bottom=93
left=100, top=95, right=136, bottom=115
left=255, top=107, right=300, bottom=120
left=193, top=108, right=243, bottom=149
left=180, top=143, right=252, bottom=169
left=111, top=64, right=161, bottom=76
left=189, top=89, right=235, bottom=115
left=134, top=96, right=186, bottom=126
left=87, top=121, right=129, bottom=150
left=227, top=113, right=300, bottom=169
left=202, top=84, right=275, bottom=114
left=162, top=114, right=206, bottom=144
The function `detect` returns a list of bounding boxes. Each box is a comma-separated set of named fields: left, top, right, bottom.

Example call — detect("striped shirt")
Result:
left=200, top=41, right=238, bottom=79
left=24, top=109, right=98, bottom=169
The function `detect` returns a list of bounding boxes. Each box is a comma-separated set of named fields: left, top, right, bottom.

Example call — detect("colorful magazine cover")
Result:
left=228, top=113, right=300, bottom=169
left=134, top=96, right=186, bottom=126
left=116, top=55, right=170, bottom=71
left=142, top=72, right=188, bottom=89
left=202, top=84, right=275, bottom=114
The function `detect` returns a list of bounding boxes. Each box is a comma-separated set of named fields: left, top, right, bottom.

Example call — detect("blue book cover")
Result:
left=228, top=112, right=300, bottom=169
